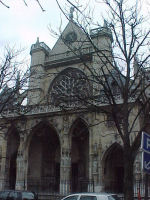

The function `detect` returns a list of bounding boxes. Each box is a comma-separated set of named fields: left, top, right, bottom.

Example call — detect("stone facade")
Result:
left=0, top=21, right=143, bottom=196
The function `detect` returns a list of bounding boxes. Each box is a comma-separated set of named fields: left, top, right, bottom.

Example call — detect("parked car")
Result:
left=61, top=193, right=120, bottom=200
left=0, top=190, right=38, bottom=200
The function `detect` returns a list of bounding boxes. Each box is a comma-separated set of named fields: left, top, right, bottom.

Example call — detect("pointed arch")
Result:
left=27, top=120, right=60, bottom=193
left=69, top=117, right=89, bottom=136
left=102, top=142, right=123, bottom=162
left=102, top=142, right=124, bottom=193
left=26, top=120, right=60, bottom=150
left=6, top=126, right=20, bottom=189
left=69, top=117, right=89, bottom=192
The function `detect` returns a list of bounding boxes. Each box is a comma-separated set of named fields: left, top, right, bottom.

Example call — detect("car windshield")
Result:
left=0, top=191, right=10, bottom=200
left=108, top=195, right=120, bottom=200
left=22, top=192, right=35, bottom=200
left=64, top=195, right=79, bottom=200
left=80, top=195, right=97, bottom=200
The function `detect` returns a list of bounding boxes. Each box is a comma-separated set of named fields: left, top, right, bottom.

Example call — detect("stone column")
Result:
left=0, top=139, right=7, bottom=190
left=88, top=125, right=94, bottom=192
left=92, top=141, right=103, bottom=192
left=92, top=143, right=99, bottom=192
left=89, top=120, right=102, bottom=192
left=16, top=136, right=26, bottom=190
left=60, top=147, right=71, bottom=195
left=98, top=144, right=104, bottom=192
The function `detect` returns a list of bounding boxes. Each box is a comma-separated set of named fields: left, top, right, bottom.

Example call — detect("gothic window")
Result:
left=49, top=68, right=91, bottom=107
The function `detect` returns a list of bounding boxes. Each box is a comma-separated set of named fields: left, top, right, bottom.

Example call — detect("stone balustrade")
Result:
left=0, top=104, right=60, bottom=118
left=30, top=42, right=50, bottom=54
left=0, top=93, right=124, bottom=118
left=45, top=46, right=93, bottom=63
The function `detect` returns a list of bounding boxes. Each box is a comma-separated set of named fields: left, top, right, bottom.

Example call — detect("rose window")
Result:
left=49, top=68, right=91, bottom=107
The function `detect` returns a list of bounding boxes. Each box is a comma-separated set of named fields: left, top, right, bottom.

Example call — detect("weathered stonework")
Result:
left=0, top=21, right=143, bottom=196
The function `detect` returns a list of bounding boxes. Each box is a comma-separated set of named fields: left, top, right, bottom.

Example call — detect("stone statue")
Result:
left=69, top=6, right=75, bottom=20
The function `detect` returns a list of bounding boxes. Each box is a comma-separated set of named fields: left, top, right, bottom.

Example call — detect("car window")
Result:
left=8, top=191, right=19, bottom=200
left=22, top=192, right=35, bottom=200
left=63, top=195, right=79, bottom=200
left=0, top=191, right=10, bottom=200
left=80, top=195, right=97, bottom=200
left=108, top=195, right=120, bottom=200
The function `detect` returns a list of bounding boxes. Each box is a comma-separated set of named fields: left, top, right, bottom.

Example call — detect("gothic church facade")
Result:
left=0, top=21, right=142, bottom=196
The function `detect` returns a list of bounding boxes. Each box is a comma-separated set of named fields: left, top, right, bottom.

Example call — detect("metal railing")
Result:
left=27, top=178, right=94, bottom=194
left=1, top=178, right=150, bottom=199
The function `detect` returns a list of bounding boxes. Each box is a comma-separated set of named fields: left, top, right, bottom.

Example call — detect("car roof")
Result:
left=64, top=193, right=117, bottom=197
left=0, top=190, right=35, bottom=193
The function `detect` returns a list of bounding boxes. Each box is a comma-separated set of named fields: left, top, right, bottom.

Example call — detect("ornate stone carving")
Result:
left=49, top=68, right=91, bottom=107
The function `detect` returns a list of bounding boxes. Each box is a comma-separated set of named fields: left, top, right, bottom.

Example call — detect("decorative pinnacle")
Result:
left=104, top=19, right=108, bottom=28
left=36, top=37, right=39, bottom=44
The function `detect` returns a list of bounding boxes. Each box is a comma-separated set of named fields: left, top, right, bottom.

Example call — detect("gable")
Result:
left=51, top=21, right=90, bottom=55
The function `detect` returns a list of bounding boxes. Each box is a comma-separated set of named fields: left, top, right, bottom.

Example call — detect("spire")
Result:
left=36, top=37, right=39, bottom=44
left=104, top=19, right=108, bottom=28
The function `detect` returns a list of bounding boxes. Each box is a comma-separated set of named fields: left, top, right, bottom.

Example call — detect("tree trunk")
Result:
left=124, top=147, right=134, bottom=200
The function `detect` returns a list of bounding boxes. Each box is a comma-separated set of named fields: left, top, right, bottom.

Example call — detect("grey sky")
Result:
left=0, top=0, right=149, bottom=56
left=0, top=0, right=67, bottom=51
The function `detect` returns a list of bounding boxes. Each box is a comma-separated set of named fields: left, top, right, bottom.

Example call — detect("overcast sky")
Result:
left=0, top=0, right=66, bottom=51
left=0, top=0, right=149, bottom=58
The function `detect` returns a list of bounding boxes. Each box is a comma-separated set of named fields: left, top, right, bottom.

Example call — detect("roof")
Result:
left=63, top=192, right=117, bottom=196
left=0, top=190, right=36, bottom=193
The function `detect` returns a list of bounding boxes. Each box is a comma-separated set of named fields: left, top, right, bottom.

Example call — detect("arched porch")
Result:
left=27, top=121, right=60, bottom=193
left=5, top=127, right=20, bottom=189
left=102, top=143, right=124, bottom=193
left=70, top=118, right=90, bottom=192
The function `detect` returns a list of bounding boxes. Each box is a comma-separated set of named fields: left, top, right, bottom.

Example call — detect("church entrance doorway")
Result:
left=27, top=123, right=60, bottom=193
left=6, top=129, right=20, bottom=189
left=103, top=143, right=124, bottom=193
left=71, top=119, right=89, bottom=192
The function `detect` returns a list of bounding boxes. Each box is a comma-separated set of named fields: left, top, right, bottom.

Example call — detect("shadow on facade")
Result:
left=5, top=128, right=20, bottom=189
left=103, top=143, right=124, bottom=193
left=71, top=118, right=89, bottom=193
left=27, top=122, right=60, bottom=193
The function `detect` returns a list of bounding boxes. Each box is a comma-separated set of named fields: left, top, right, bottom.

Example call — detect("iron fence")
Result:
left=27, top=178, right=94, bottom=194
left=1, top=177, right=150, bottom=199
left=27, top=177, right=59, bottom=193
left=134, top=178, right=150, bottom=199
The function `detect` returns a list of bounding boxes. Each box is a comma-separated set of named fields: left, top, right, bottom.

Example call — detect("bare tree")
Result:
left=51, top=0, right=150, bottom=199
left=0, top=46, right=29, bottom=125
left=0, top=0, right=45, bottom=11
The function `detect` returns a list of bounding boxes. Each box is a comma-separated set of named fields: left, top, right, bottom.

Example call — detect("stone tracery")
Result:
left=49, top=68, right=91, bottom=107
